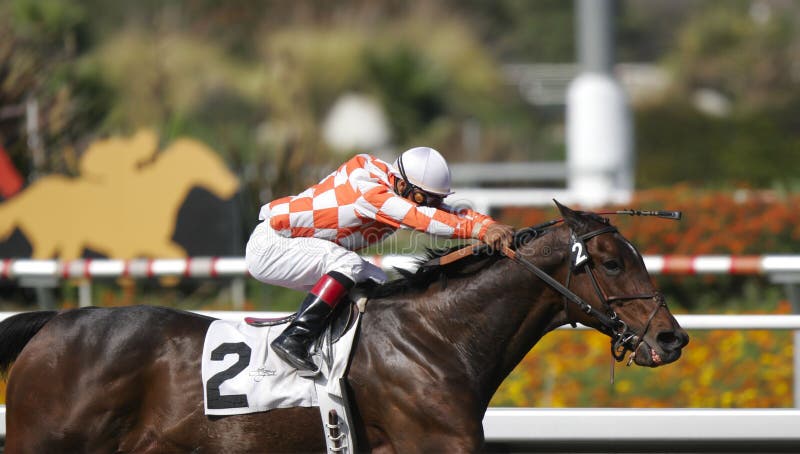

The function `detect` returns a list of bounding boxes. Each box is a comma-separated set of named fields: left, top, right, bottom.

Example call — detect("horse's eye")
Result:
left=603, top=259, right=622, bottom=274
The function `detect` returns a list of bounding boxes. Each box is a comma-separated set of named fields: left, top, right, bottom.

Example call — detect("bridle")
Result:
left=504, top=222, right=666, bottom=365
left=562, top=225, right=666, bottom=363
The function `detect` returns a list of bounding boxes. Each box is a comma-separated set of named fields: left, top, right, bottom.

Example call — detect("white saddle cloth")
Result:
left=201, top=315, right=358, bottom=416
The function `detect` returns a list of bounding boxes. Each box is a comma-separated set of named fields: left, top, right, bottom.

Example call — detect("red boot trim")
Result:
left=310, top=275, right=349, bottom=307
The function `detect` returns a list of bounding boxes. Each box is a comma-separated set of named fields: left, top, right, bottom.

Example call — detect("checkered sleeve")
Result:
left=439, top=203, right=497, bottom=239
left=354, top=183, right=495, bottom=240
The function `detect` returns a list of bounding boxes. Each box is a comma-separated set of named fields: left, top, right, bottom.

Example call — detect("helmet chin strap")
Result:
left=395, top=154, right=414, bottom=198
left=392, top=177, right=406, bottom=197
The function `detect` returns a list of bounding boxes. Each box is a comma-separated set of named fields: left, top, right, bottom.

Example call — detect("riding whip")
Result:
left=598, top=209, right=682, bottom=220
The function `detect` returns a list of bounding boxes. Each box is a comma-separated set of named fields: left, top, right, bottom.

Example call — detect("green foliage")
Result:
left=667, top=0, right=799, bottom=108
left=0, top=0, right=103, bottom=175
left=630, top=1, right=800, bottom=188
left=455, top=0, right=575, bottom=62
left=635, top=99, right=800, bottom=188
left=364, top=45, right=447, bottom=146
left=10, top=0, right=87, bottom=44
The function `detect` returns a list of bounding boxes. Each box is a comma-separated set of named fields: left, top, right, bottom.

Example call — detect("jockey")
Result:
left=245, top=147, right=515, bottom=374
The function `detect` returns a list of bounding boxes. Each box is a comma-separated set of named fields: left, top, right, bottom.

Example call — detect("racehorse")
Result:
left=0, top=202, right=688, bottom=452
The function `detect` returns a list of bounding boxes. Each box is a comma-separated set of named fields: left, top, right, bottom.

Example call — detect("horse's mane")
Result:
left=362, top=244, right=503, bottom=299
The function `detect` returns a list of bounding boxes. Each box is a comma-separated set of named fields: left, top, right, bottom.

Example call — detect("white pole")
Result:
left=567, top=0, right=633, bottom=207
left=26, top=96, right=45, bottom=179
left=786, top=283, right=800, bottom=408
left=231, top=277, right=246, bottom=310
left=79, top=280, right=92, bottom=307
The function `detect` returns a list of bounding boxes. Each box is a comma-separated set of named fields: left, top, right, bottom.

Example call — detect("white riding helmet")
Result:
left=393, top=147, right=454, bottom=196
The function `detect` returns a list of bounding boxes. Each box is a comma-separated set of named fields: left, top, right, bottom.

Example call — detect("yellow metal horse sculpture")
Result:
left=0, top=130, right=239, bottom=259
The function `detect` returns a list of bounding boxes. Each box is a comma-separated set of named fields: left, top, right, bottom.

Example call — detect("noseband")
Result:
left=505, top=224, right=666, bottom=364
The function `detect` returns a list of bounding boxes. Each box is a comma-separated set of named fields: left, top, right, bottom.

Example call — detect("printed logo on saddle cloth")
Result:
left=201, top=316, right=360, bottom=416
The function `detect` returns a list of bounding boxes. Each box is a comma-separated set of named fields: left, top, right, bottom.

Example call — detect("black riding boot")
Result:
left=271, top=271, right=354, bottom=374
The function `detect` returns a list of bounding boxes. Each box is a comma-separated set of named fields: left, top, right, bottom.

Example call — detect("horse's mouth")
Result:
left=633, top=342, right=681, bottom=367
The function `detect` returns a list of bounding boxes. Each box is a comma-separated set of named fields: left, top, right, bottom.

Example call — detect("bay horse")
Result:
left=0, top=202, right=688, bottom=453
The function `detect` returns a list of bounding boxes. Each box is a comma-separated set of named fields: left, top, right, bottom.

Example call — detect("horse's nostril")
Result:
left=656, top=330, right=687, bottom=351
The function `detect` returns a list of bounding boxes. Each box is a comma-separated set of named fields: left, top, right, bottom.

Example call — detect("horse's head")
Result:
left=520, top=201, right=688, bottom=367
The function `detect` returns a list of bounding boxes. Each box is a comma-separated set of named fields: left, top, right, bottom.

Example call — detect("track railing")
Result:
left=3, top=254, right=800, bottom=279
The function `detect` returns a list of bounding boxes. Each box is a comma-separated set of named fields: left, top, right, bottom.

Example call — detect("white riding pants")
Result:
left=245, top=221, right=388, bottom=291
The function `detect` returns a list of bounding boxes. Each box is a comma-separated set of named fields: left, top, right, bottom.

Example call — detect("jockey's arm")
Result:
left=354, top=183, right=496, bottom=241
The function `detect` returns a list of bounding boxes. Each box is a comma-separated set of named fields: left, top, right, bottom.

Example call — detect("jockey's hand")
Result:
left=483, top=223, right=515, bottom=252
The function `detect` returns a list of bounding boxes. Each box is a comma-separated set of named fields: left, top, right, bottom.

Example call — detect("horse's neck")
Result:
left=478, top=263, right=564, bottom=398
left=409, top=244, right=567, bottom=408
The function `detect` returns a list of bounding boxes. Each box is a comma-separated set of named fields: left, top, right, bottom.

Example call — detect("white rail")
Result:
left=484, top=407, right=800, bottom=442
left=482, top=408, right=800, bottom=450
left=4, top=254, right=800, bottom=279
left=0, top=406, right=797, bottom=449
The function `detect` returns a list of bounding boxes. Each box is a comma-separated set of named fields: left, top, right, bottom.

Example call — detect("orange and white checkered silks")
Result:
left=246, top=154, right=496, bottom=290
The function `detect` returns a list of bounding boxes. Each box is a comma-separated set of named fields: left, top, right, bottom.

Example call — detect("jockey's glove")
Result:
left=483, top=223, right=515, bottom=252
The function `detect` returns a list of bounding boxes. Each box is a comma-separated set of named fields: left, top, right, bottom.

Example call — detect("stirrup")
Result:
left=298, top=366, right=319, bottom=378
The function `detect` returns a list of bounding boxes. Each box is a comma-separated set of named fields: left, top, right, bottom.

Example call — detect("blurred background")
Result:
left=1, top=0, right=800, bottom=408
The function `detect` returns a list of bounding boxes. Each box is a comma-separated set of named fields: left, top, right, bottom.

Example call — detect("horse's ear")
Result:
left=554, top=199, right=590, bottom=234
